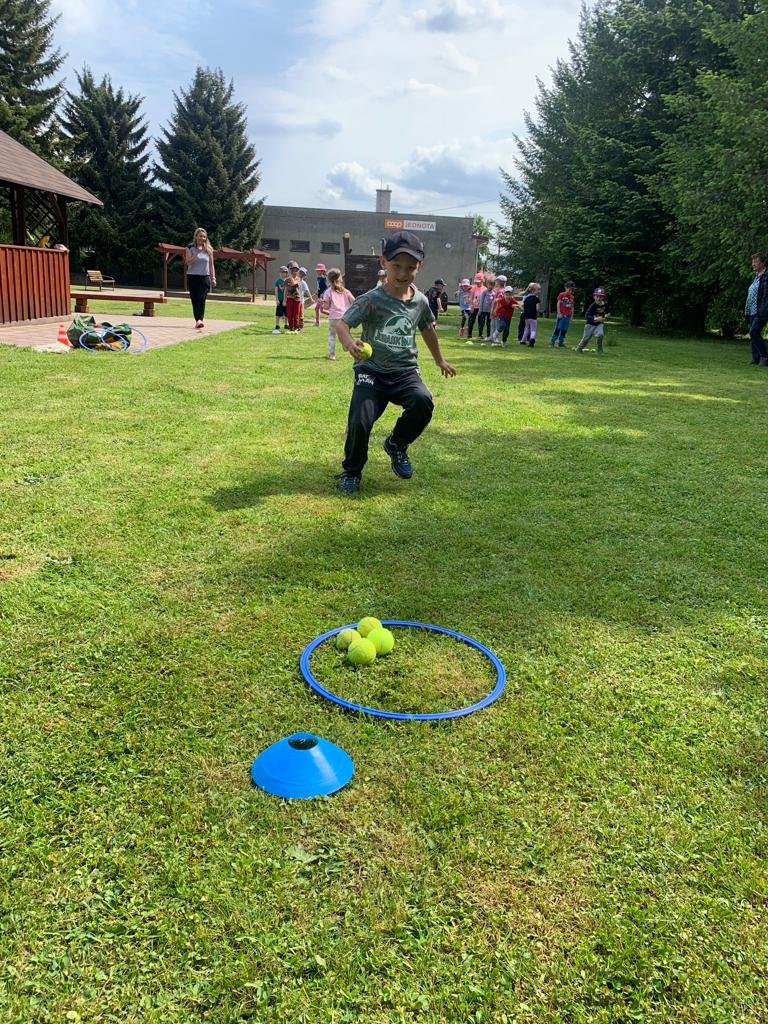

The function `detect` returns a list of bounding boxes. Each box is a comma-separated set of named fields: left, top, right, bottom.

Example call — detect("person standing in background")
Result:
left=184, top=228, right=216, bottom=329
left=273, top=264, right=288, bottom=335
left=745, top=253, right=768, bottom=366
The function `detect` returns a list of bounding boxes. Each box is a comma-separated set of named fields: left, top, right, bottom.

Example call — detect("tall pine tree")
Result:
left=659, top=8, right=768, bottom=334
left=0, top=0, right=63, bottom=157
left=501, top=0, right=748, bottom=328
left=60, top=68, right=155, bottom=280
left=154, top=67, right=262, bottom=252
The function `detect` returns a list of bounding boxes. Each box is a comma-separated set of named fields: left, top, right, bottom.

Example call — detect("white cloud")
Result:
left=323, top=161, right=380, bottom=203
left=250, top=114, right=342, bottom=138
left=413, top=0, right=508, bottom=32
left=436, top=41, right=479, bottom=76
left=324, top=64, right=351, bottom=82
left=320, top=137, right=517, bottom=214
left=377, top=78, right=446, bottom=99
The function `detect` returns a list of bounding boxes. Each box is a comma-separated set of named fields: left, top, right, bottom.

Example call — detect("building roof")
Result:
left=0, top=129, right=102, bottom=206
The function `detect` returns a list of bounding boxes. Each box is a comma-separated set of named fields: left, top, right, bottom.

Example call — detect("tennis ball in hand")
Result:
left=367, top=627, right=395, bottom=655
left=356, top=342, right=373, bottom=360
left=357, top=616, right=382, bottom=637
left=347, top=637, right=377, bottom=665
left=336, top=628, right=361, bottom=651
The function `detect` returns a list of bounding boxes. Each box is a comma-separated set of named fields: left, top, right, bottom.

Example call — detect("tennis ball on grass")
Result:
left=357, top=616, right=382, bottom=637
left=356, top=342, right=373, bottom=360
left=367, top=627, right=395, bottom=655
left=336, top=628, right=361, bottom=651
left=347, top=637, right=377, bottom=665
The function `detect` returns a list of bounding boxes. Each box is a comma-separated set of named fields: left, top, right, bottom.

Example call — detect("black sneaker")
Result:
left=335, top=473, right=360, bottom=494
left=383, top=435, right=413, bottom=479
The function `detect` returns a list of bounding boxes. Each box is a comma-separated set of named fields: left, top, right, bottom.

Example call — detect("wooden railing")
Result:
left=0, top=244, right=70, bottom=324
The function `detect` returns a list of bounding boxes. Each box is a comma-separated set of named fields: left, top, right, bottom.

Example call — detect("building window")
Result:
left=321, top=242, right=341, bottom=254
left=290, top=240, right=310, bottom=252
left=261, top=238, right=279, bottom=250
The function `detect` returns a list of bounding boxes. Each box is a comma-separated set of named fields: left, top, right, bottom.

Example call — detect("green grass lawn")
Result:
left=1, top=304, right=766, bottom=1023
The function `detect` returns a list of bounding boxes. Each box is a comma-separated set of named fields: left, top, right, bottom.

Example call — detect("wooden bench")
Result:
left=71, top=291, right=167, bottom=317
left=85, top=270, right=116, bottom=290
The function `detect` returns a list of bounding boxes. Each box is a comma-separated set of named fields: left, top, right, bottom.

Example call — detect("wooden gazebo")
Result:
left=155, top=243, right=275, bottom=301
left=0, top=129, right=102, bottom=324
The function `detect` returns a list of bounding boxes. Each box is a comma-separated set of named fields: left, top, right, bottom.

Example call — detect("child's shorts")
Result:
left=275, top=302, right=286, bottom=317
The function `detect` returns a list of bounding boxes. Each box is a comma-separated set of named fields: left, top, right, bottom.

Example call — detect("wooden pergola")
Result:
left=0, top=129, right=102, bottom=324
left=155, top=243, right=275, bottom=301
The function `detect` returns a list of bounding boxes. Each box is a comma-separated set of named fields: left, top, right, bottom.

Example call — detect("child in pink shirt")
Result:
left=467, top=273, right=486, bottom=340
left=320, top=268, right=355, bottom=360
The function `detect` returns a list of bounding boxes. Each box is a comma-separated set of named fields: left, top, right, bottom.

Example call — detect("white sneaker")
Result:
left=271, top=329, right=281, bottom=335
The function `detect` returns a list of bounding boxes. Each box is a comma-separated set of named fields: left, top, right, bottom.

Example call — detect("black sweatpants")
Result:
left=188, top=274, right=210, bottom=321
left=477, top=311, right=491, bottom=337
left=342, top=366, right=434, bottom=477
left=467, top=309, right=479, bottom=338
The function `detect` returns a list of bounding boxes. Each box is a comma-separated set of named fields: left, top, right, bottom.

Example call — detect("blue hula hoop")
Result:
left=78, top=326, right=148, bottom=353
left=299, top=619, right=506, bottom=722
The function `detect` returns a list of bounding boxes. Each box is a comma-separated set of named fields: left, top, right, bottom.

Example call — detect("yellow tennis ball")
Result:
left=335, top=628, right=361, bottom=651
left=367, top=627, right=395, bottom=655
left=356, top=342, right=373, bottom=360
left=357, top=616, right=382, bottom=638
left=347, top=637, right=377, bottom=665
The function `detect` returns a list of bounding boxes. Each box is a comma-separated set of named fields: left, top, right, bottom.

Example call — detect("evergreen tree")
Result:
left=60, top=68, right=155, bottom=279
left=659, top=8, right=768, bottom=334
left=0, top=0, right=63, bottom=157
left=154, top=67, right=262, bottom=252
left=501, top=0, right=748, bottom=328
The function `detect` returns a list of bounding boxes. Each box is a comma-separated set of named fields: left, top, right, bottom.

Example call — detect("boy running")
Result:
left=574, top=287, right=609, bottom=353
left=333, top=231, right=456, bottom=494
left=550, top=281, right=575, bottom=347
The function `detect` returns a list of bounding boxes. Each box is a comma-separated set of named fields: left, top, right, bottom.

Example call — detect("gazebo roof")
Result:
left=0, top=129, right=102, bottom=205
left=155, top=242, right=274, bottom=265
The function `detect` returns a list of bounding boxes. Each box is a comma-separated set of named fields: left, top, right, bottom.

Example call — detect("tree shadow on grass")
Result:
left=204, top=414, right=768, bottom=637
left=448, top=346, right=754, bottom=410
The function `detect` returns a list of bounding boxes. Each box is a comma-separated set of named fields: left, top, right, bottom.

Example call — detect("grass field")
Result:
left=1, top=301, right=766, bottom=1023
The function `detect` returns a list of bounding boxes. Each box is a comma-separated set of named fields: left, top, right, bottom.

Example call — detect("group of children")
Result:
left=273, top=260, right=355, bottom=359
left=455, top=275, right=609, bottom=352
left=455, top=273, right=542, bottom=347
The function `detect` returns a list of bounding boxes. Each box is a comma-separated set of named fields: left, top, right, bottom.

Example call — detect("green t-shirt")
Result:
left=275, top=277, right=285, bottom=303
left=341, top=286, right=434, bottom=372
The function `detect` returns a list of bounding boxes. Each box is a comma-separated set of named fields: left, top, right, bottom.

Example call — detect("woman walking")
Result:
left=184, top=227, right=216, bottom=328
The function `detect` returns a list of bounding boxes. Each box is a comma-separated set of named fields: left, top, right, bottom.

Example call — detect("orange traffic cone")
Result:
left=56, top=323, right=71, bottom=347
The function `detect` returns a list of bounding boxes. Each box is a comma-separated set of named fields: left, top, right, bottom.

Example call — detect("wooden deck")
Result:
left=0, top=313, right=247, bottom=352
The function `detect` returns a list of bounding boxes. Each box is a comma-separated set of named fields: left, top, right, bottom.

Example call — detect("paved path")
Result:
left=0, top=313, right=248, bottom=352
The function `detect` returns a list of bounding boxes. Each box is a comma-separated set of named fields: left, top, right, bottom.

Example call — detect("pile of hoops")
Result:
left=77, top=326, right=148, bottom=354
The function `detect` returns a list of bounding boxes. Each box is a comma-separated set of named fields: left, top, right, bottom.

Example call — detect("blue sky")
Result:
left=50, top=0, right=583, bottom=228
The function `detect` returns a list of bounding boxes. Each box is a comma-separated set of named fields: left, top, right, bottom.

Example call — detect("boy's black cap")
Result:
left=382, top=230, right=424, bottom=261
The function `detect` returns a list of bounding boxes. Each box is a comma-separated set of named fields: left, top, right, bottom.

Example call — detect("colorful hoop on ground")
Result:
left=78, top=327, right=148, bottom=353
left=299, top=619, right=506, bottom=722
